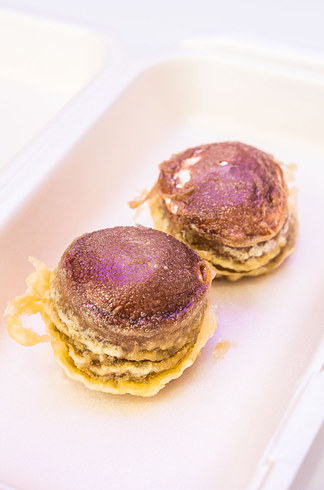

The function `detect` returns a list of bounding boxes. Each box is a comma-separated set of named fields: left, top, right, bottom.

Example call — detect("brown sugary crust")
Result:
left=52, top=226, right=211, bottom=349
left=156, top=142, right=289, bottom=247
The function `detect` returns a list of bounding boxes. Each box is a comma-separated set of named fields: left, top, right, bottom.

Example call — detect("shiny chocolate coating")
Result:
left=157, top=142, right=289, bottom=246
left=54, top=226, right=210, bottom=335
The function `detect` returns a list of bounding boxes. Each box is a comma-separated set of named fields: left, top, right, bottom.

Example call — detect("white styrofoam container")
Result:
left=0, top=7, right=124, bottom=229
left=0, top=14, right=323, bottom=490
left=0, top=7, right=114, bottom=167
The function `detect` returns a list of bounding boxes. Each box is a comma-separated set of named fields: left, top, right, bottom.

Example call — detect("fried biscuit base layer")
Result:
left=48, top=303, right=216, bottom=397
left=150, top=194, right=297, bottom=281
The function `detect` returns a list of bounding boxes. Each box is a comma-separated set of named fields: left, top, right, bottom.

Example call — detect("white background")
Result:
left=1, top=0, right=324, bottom=57
left=1, top=1, right=323, bottom=489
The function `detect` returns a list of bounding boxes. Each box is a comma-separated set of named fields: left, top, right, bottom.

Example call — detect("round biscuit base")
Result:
left=149, top=195, right=297, bottom=281
left=48, top=304, right=217, bottom=397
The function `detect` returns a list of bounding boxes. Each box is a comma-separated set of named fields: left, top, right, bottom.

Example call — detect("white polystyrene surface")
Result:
left=0, top=47, right=324, bottom=490
left=0, top=8, right=108, bottom=168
